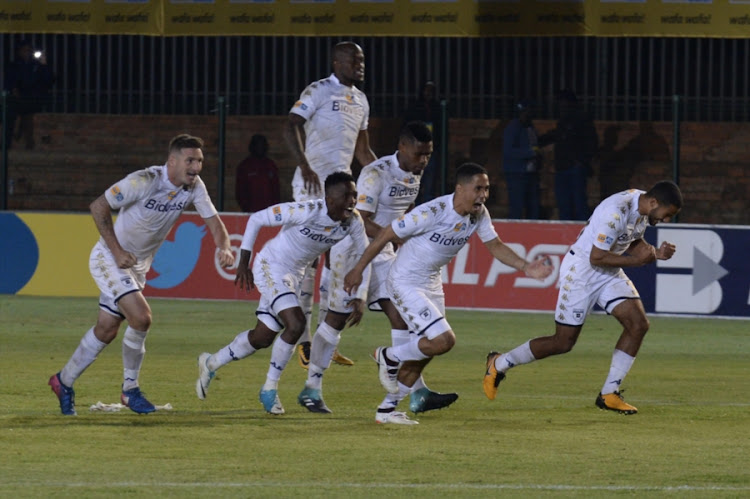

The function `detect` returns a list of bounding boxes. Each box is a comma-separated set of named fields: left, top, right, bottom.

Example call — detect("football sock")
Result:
left=601, top=349, right=635, bottom=395
left=317, top=265, right=330, bottom=328
left=298, top=262, right=316, bottom=344
left=411, top=376, right=427, bottom=392
left=122, top=326, right=148, bottom=391
left=208, top=330, right=256, bottom=371
left=264, top=336, right=295, bottom=387
left=378, top=381, right=409, bottom=411
left=388, top=338, right=429, bottom=362
left=60, top=327, right=107, bottom=387
left=496, top=340, right=535, bottom=372
left=306, top=323, right=341, bottom=390
left=391, top=329, right=410, bottom=346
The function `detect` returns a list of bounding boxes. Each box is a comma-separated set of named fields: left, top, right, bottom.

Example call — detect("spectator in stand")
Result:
left=502, top=99, right=542, bottom=219
left=538, top=89, right=599, bottom=221
left=235, top=134, right=281, bottom=212
left=3, top=39, right=54, bottom=150
left=403, top=81, right=444, bottom=203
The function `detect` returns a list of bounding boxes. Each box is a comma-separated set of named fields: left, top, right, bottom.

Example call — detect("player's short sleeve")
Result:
left=191, top=177, right=218, bottom=219
left=359, top=95, right=370, bottom=131
left=476, top=207, right=499, bottom=243
left=104, top=170, right=153, bottom=209
left=289, top=81, right=324, bottom=121
left=591, top=212, right=623, bottom=251
left=355, top=166, right=382, bottom=213
left=391, top=205, right=433, bottom=240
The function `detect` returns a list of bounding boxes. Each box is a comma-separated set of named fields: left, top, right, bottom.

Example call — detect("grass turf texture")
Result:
left=1, top=295, right=748, bottom=497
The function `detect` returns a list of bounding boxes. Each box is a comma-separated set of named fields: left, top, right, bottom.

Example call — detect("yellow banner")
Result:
left=3, top=0, right=750, bottom=37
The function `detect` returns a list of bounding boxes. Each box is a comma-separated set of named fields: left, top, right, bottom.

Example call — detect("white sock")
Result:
left=308, top=322, right=340, bottom=377
left=122, top=326, right=148, bottom=391
left=317, top=265, right=330, bottom=327
left=263, top=336, right=295, bottom=390
left=298, top=263, right=316, bottom=344
left=60, top=327, right=107, bottom=387
left=391, top=329, right=410, bottom=346
left=388, top=338, right=429, bottom=362
left=378, top=381, right=410, bottom=411
left=495, top=340, right=535, bottom=373
left=208, top=330, right=256, bottom=371
left=411, top=376, right=427, bottom=392
left=601, top=349, right=635, bottom=395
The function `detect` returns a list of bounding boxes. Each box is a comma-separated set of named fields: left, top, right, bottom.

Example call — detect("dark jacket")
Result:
left=502, top=118, right=539, bottom=174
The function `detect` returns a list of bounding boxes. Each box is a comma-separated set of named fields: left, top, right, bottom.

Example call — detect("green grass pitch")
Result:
left=1, top=295, right=748, bottom=497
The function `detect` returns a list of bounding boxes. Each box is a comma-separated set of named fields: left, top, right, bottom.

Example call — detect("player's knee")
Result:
left=552, top=334, right=577, bottom=354
left=633, top=316, right=650, bottom=336
left=130, top=313, right=152, bottom=332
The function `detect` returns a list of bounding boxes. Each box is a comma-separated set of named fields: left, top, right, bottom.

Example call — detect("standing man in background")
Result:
left=235, top=134, right=280, bottom=213
left=538, top=89, right=599, bottom=221
left=284, top=41, right=377, bottom=367
left=49, top=134, right=235, bottom=416
left=502, top=99, right=542, bottom=220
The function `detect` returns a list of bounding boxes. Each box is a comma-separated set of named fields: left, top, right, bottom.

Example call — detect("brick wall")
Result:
left=4, top=114, right=749, bottom=224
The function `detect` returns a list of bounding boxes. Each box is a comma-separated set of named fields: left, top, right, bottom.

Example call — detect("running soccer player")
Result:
left=284, top=41, right=377, bottom=367
left=195, top=172, right=370, bottom=415
left=48, top=134, right=235, bottom=416
left=483, top=181, right=682, bottom=415
left=344, top=163, right=552, bottom=399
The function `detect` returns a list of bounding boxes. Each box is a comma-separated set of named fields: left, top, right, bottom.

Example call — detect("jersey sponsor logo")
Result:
left=331, top=100, right=364, bottom=117
left=397, top=217, right=406, bottom=228
left=273, top=206, right=282, bottom=221
left=388, top=185, right=419, bottom=197
left=294, top=101, right=308, bottom=110
left=144, top=198, right=185, bottom=212
left=358, top=194, right=374, bottom=204
left=429, top=232, right=470, bottom=247
left=299, top=227, right=337, bottom=244
left=597, top=233, right=607, bottom=243
left=110, top=185, right=124, bottom=202
left=453, top=222, right=466, bottom=232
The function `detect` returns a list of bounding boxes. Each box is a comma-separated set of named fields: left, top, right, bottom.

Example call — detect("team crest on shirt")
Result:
left=110, top=185, right=124, bottom=202
left=397, top=216, right=405, bottom=228
left=167, top=190, right=177, bottom=201
left=345, top=94, right=354, bottom=104
left=418, top=308, right=431, bottom=320
left=453, top=222, right=466, bottom=232
left=273, top=206, right=282, bottom=221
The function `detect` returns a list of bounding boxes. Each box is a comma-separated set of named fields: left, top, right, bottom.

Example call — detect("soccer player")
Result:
left=344, top=163, right=553, bottom=401
left=482, top=181, right=683, bottom=415
left=195, top=172, right=370, bottom=415
left=48, top=134, right=235, bottom=416
left=298, top=121, right=457, bottom=422
left=284, top=41, right=377, bottom=368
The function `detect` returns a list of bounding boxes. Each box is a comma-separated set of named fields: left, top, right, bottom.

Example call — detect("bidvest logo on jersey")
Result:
left=299, top=227, right=338, bottom=244
left=429, top=232, right=471, bottom=246
left=331, top=100, right=364, bottom=118
left=388, top=185, right=419, bottom=197
left=144, top=198, right=185, bottom=212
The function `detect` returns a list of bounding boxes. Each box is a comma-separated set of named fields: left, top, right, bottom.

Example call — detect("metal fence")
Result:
left=3, top=33, right=750, bottom=122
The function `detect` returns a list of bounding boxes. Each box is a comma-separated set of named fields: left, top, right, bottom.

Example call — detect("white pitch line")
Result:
left=8, top=482, right=750, bottom=492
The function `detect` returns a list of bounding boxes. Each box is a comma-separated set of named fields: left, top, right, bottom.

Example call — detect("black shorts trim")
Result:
left=269, top=291, right=296, bottom=310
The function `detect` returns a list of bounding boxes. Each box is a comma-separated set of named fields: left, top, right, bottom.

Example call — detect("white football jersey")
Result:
left=241, top=200, right=369, bottom=275
left=389, top=194, right=498, bottom=286
left=570, top=189, right=648, bottom=266
left=103, top=164, right=217, bottom=274
left=290, top=74, right=370, bottom=180
left=356, top=151, right=421, bottom=232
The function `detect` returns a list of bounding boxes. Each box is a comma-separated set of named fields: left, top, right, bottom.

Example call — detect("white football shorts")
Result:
left=89, top=241, right=145, bottom=318
left=555, top=250, right=640, bottom=326
left=252, top=256, right=303, bottom=332
left=386, top=278, right=450, bottom=340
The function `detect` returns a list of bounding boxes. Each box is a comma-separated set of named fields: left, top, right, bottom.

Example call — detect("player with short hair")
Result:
left=298, top=121, right=457, bottom=421
left=195, top=172, right=370, bottom=415
left=344, top=163, right=553, bottom=404
left=483, top=181, right=683, bottom=414
left=48, top=134, right=235, bottom=416
left=284, top=41, right=378, bottom=368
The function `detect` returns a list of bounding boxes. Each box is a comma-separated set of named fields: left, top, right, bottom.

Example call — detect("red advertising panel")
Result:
left=144, top=213, right=583, bottom=312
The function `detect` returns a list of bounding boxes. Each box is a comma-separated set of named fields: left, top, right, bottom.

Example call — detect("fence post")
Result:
left=217, top=96, right=226, bottom=212
left=1, top=91, right=8, bottom=211
left=440, top=99, right=448, bottom=195
left=672, top=94, right=680, bottom=223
